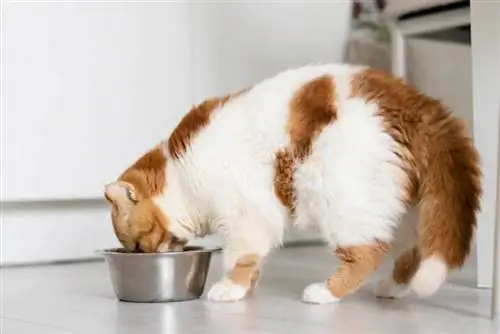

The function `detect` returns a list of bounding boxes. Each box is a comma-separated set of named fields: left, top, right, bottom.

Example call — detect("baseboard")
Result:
left=1, top=200, right=322, bottom=266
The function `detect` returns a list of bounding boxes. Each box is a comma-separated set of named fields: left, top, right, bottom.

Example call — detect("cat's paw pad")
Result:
left=375, top=278, right=409, bottom=299
left=207, top=280, right=247, bottom=302
left=302, top=282, right=339, bottom=304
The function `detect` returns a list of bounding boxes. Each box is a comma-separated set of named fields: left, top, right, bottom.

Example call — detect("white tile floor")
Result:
left=1, top=245, right=498, bottom=334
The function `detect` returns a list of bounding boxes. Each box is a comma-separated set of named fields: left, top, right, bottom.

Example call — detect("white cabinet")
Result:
left=2, top=3, right=193, bottom=201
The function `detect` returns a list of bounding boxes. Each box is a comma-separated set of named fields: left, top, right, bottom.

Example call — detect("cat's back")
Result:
left=243, top=63, right=363, bottom=114
left=194, top=64, right=363, bottom=157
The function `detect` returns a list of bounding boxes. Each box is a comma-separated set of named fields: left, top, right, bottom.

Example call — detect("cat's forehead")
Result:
left=116, top=143, right=168, bottom=199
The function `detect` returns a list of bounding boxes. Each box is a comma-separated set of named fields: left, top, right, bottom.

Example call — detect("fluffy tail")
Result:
left=410, top=114, right=482, bottom=297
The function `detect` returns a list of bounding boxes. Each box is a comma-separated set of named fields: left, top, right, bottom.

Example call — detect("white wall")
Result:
left=191, top=1, right=351, bottom=101
left=1, top=1, right=351, bottom=265
left=407, top=38, right=473, bottom=131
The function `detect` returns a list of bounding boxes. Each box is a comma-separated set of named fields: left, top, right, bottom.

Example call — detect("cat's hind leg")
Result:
left=298, top=186, right=402, bottom=303
left=299, top=184, right=402, bottom=303
left=303, top=241, right=390, bottom=304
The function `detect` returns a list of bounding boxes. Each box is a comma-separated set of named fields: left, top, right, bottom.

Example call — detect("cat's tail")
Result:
left=410, top=115, right=481, bottom=298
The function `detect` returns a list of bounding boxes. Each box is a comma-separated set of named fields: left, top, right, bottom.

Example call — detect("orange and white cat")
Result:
left=104, top=64, right=481, bottom=304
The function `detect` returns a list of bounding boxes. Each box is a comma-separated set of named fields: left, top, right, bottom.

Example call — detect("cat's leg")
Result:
left=206, top=245, right=267, bottom=302
left=206, top=221, right=273, bottom=302
left=302, top=241, right=390, bottom=304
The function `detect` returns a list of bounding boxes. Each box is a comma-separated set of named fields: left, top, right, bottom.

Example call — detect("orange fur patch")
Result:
left=119, top=145, right=167, bottom=199
left=274, top=150, right=296, bottom=213
left=351, top=68, right=482, bottom=269
left=228, top=254, right=261, bottom=291
left=288, top=75, right=337, bottom=160
left=168, top=89, right=249, bottom=159
left=327, top=241, right=390, bottom=298
left=274, top=75, right=337, bottom=211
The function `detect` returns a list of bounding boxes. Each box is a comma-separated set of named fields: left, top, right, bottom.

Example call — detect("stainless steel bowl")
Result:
left=101, top=246, right=220, bottom=303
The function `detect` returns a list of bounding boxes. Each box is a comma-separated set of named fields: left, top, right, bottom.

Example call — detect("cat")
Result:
left=104, top=64, right=481, bottom=304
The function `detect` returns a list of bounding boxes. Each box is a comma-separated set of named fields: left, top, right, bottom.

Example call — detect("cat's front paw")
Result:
left=302, top=282, right=339, bottom=304
left=207, top=279, right=247, bottom=302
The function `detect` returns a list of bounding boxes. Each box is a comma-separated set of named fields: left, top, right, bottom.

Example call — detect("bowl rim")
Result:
left=97, top=245, right=221, bottom=256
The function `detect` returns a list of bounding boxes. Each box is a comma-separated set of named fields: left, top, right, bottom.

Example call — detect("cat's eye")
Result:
left=126, top=188, right=138, bottom=204
left=104, top=193, right=113, bottom=203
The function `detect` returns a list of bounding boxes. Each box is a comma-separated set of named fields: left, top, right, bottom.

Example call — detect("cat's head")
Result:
left=104, top=146, right=186, bottom=253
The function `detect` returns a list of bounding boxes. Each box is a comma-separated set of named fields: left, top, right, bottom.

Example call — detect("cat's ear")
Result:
left=104, top=181, right=138, bottom=204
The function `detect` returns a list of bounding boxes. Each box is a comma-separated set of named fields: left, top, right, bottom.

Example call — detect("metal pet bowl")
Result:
left=101, top=246, right=220, bottom=303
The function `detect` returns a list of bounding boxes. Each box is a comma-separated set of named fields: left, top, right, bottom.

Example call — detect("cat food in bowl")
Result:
left=101, top=246, right=220, bottom=302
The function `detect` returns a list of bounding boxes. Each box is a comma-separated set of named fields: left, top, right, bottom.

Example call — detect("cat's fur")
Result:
left=104, top=64, right=481, bottom=303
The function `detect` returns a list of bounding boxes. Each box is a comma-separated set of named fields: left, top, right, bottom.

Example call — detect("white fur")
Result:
left=152, top=64, right=412, bottom=302
left=410, top=256, right=448, bottom=297
left=302, top=283, right=339, bottom=304
left=375, top=278, right=410, bottom=299
left=207, top=279, right=247, bottom=302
